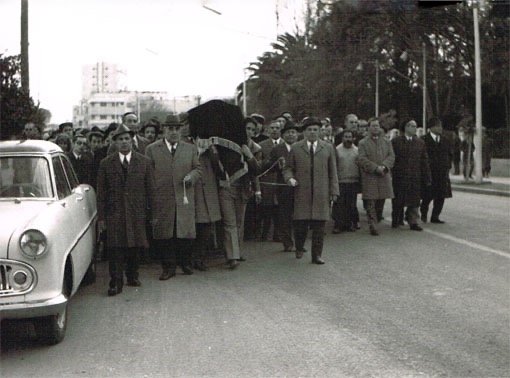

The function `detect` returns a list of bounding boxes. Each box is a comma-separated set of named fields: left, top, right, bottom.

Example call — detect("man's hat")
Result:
left=301, top=116, right=322, bottom=129
left=162, top=114, right=184, bottom=127
left=58, top=122, right=73, bottom=132
left=281, top=120, right=299, bottom=134
left=250, top=113, right=265, bottom=124
left=111, top=124, right=135, bottom=140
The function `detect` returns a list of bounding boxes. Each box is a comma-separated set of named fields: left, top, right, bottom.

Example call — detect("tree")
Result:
left=0, top=54, right=43, bottom=139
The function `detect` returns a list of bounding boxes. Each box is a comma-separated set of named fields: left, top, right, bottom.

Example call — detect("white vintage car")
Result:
left=0, top=140, right=97, bottom=344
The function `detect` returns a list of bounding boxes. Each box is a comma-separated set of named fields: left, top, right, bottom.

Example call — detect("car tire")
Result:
left=34, top=273, right=70, bottom=345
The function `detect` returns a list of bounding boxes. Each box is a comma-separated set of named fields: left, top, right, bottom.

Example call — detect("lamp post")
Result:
left=375, top=60, right=379, bottom=117
left=473, top=6, right=483, bottom=183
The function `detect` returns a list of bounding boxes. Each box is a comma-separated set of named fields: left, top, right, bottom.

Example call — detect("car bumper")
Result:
left=0, top=293, right=67, bottom=320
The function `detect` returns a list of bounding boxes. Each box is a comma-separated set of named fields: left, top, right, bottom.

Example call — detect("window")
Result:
left=100, top=115, right=107, bottom=120
left=100, top=102, right=107, bottom=107
left=0, top=157, right=53, bottom=198
left=61, top=155, right=79, bottom=190
left=52, top=157, right=71, bottom=198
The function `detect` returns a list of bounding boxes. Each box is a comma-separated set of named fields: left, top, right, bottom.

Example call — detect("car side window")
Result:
left=52, top=157, right=71, bottom=199
left=61, top=155, right=80, bottom=189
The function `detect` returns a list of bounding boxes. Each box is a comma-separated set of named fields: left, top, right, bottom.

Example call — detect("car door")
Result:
left=52, top=155, right=93, bottom=292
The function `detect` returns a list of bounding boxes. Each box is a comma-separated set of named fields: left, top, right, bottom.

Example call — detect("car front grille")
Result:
left=0, top=259, right=36, bottom=296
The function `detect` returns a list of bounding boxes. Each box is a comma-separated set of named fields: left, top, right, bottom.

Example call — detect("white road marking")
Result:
left=424, top=228, right=510, bottom=259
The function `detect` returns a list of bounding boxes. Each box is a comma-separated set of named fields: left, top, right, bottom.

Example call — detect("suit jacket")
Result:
left=421, top=133, right=452, bottom=199
left=90, top=146, right=108, bottom=190
left=391, top=136, right=431, bottom=206
left=258, top=138, right=283, bottom=205
left=145, top=139, right=202, bottom=239
left=96, top=151, right=155, bottom=248
left=283, top=139, right=339, bottom=221
left=67, top=152, right=93, bottom=185
left=358, top=135, right=395, bottom=200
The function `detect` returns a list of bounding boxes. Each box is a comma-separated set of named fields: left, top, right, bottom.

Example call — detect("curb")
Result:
left=451, top=184, right=510, bottom=197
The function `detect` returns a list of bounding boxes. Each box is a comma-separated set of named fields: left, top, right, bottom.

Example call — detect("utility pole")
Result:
left=375, top=60, right=379, bottom=117
left=473, top=6, right=483, bottom=183
left=422, top=43, right=427, bottom=132
left=21, top=0, right=29, bottom=95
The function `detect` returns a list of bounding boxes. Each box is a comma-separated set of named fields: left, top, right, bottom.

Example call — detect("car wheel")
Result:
left=34, top=274, right=70, bottom=345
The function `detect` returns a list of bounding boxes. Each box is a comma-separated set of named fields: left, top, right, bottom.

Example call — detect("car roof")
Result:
left=0, top=140, right=63, bottom=154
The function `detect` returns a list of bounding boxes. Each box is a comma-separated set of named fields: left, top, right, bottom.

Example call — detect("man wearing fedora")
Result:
left=145, top=114, right=202, bottom=280
left=108, top=112, right=150, bottom=155
left=97, top=124, right=155, bottom=296
left=268, top=119, right=300, bottom=252
left=283, top=117, right=339, bottom=264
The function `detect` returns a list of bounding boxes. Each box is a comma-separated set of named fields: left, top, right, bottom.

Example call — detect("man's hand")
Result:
left=330, top=195, right=338, bottom=203
left=183, top=175, right=192, bottom=187
left=288, top=178, right=298, bottom=187
left=375, top=166, right=385, bottom=176
left=254, top=191, right=262, bottom=204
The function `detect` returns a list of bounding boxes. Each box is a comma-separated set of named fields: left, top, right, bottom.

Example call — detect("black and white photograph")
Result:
left=0, top=0, right=509, bottom=377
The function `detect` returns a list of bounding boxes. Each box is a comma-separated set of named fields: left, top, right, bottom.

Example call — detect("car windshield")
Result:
left=0, top=156, right=53, bottom=198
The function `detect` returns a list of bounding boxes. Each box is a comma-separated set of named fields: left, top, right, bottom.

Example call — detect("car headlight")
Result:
left=19, top=229, right=48, bottom=258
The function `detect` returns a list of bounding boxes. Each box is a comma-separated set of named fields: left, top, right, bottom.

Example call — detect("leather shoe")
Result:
left=283, top=242, right=294, bottom=252
left=108, top=287, right=122, bottom=296
left=410, top=224, right=423, bottom=231
left=228, top=259, right=240, bottom=270
left=159, top=270, right=176, bottom=281
left=181, top=266, right=194, bottom=275
left=194, top=262, right=208, bottom=271
left=312, top=257, right=325, bottom=264
left=127, top=279, right=142, bottom=287
left=295, top=249, right=305, bottom=259
left=421, top=214, right=427, bottom=223
left=369, top=225, right=379, bottom=236
left=430, top=219, right=445, bottom=224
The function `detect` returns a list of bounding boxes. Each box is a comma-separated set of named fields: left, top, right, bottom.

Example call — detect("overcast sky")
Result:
left=1, top=0, right=304, bottom=124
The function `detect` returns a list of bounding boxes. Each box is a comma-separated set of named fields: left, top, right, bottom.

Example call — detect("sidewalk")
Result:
left=450, top=174, right=510, bottom=197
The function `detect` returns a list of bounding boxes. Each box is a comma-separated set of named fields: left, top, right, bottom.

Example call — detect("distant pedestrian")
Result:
left=420, top=117, right=453, bottom=224
left=97, top=124, right=155, bottom=296
left=284, top=116, right=339, bottom=264
left=358, top=117, right=395, bottom=236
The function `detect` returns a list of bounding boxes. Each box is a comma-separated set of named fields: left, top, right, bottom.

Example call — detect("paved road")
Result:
left=1, top=192, right=509, bottom=377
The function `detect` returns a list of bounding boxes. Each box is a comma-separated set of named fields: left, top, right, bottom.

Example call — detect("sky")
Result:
left=0, top=0, right=305, bottom=124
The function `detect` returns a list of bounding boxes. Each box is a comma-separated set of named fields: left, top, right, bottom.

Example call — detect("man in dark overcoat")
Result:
left=391, top=119, right=431, bottom=231
left=97, top=124, right=155, bottom=296
left=283, top=117, right=339, bottom=264
left=420, top=117, right=453, bottom=224
left=268, top=120, right=299, bottom=252
left=145, top=115, right=202, bottom=280
left=67, top=133, right=93, bottom=185
left=358, top=117, right=395, bottom=236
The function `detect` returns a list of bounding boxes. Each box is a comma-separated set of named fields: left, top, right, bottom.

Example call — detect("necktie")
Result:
left=436, top=136, right=440, bottom=143
left=274, top=140, right=278, bottom=146
left=309, top=143, right=314, bottom=188
left=122, top=156, right=129, bottom=169
left=171, top=144, right=176, bottom=156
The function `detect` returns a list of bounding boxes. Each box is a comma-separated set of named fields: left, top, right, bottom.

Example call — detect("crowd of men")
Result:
left=20, top=110, right=454, bottom=297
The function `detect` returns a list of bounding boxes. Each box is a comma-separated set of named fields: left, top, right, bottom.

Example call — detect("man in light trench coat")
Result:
left=145, top=115, right=202, bottom=280
left=283, top=117, right=339, bottom=264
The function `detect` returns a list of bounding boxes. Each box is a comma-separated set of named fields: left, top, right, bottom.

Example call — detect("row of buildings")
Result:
left=72, top=62, right=202, bottom=129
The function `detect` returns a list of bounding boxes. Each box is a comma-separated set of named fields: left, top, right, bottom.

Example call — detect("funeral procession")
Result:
left=0, top=1, right=509, bottom=377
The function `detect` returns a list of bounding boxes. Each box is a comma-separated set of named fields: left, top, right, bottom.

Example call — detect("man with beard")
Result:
left=332, top=130, right=360, bottom=233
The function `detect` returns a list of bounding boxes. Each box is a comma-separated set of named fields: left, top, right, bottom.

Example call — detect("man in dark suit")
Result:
left=67, top=133, right=93, bottom=185
left=283, top=117, right=339, bottom=264
left=420, top=117, right=453, bottom=224
left=108, top=112, right=150, bottom=155
left=391, top=119, right=431, bottom=231
left=267, top=120, right=299, bottom=251
left=87, top=130, right=106, bottom=190
left=258, top=120, right=284, bottom=242
left=97, top=124, right=155, bottom=296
